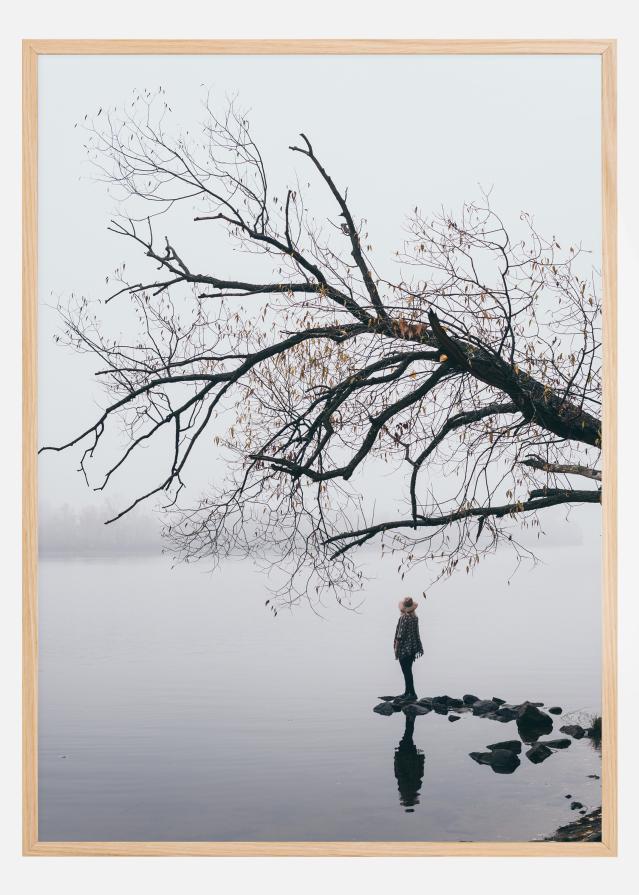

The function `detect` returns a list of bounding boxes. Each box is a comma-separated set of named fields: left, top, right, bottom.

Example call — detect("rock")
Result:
left=495, top=705, right=519, bottom=721
left=393, top=695, right=416, bottom=706
left=455, top=706, right=472, bottom=714
left=538, top=738, right=571, bottom=750
left=433, top=695, right=461, bottom=707
left=463, top=694, right=480, bottom=705
left=433, top=703, right=449, bottom=715
left=526, top=742, right=553, bottom=764
left=579, top=810, right=587, bottom=815
left=560, top=724, right=586, bottom=740
left=417, top=697, right=433, bottom=707
left=378, top=696, right=397, bottom=702
left=565, top=794, right=572, bottom=799
left=545, top=807, right=601, bottom=842
left=373, top=702, right=395, bottom=716
left=448, top=714, right=461, bottom=722
left=587, top=774, right=600, bottom=779
left=431, top=695, right=464, bottom=709
left=516, top=702, right=553, bottom=741
left=472, top=699, right=499, bottom=716
left=517, top=702, right=548, bottom=723
left=570, top=801, right=584, bottom=810
left=491, top=697, right=506, bottom=705
left=548, top=706, right=563, bottom=715
left=469, top=751, right=496, bottom=765
left=403, top=702, right=431, bottom=716
left=487, top=740, right=522, bottom=754
left=469, top=749, right=520, bottom=774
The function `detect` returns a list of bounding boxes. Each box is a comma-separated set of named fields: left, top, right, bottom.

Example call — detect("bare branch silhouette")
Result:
left=42, top=91, right=602, bottom=604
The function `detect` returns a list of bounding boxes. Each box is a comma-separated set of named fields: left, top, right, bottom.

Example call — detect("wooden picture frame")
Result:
left=22, top=39, right=617, bottom=857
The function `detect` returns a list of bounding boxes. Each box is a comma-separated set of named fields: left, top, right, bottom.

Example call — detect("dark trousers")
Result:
left=399, top=655, right=416, bottom=696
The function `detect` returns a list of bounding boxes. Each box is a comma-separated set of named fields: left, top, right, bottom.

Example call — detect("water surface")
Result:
left=39, top=549, right=602, bottom=841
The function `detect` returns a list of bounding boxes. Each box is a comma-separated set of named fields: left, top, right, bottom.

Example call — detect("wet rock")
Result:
left=560, top=724, right=586, bottom=740
left=472, top=699, right=499, bottom=716
left=448, top=714, right=461, bottom=722
left=538, top=738, right=571, bottom=750
left=393, top=695, right=415, bottom=706
left=545, top=807, right=601, bottom=842
left=517, top=702, right=549, bottom=723
left=587, top=774, right=600, bottom=779
left=431, top=696, right=463, bottom=709
left=579, top=810, right=587, bottom=815
left=491, top=697, right=506, bottom=705
left=495, top=705, right=519, bottom=721
left=548, top=706, right=563, bottom=715
left=417, top=697, right=433, bottom=707
left=526, top=742, right=553, bottom=764
left=403, top=702, right=431, bottom=716
left=470, top=751, right=494, bottom=765
left=434, top=695, right=462, bottom=708
left=469, top=749, right=520, bottom=774
left=463, top=694, right=480, bottom=705
left=433, top=703, right=449, bottom=715
left=565, top=794, right=572, bottom=799
left=487, top=740, right=522, bottom=754
left=378, top=696, right=397, bottom=702
left=373, top=702, right=395, bottom=716
left=570, top=801, right=584, bottom=810
left=516, top=702, right=553, bottom=741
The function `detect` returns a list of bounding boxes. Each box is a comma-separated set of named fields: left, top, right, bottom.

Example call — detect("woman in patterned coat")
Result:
left=394, top=597, right=424, bottom=700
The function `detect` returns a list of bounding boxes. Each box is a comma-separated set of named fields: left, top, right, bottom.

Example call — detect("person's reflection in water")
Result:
left=394, top=713, right=425, bottom=812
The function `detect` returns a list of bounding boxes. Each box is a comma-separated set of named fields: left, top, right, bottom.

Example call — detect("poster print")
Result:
left=26, top=42, right=616, bottom=855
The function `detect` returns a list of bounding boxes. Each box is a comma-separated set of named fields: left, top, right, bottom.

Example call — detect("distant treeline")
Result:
left=39, top=503, right=163, bottom=556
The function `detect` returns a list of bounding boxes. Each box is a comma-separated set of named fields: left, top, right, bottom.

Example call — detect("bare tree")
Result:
left=42, top=91, right=602, bottom=604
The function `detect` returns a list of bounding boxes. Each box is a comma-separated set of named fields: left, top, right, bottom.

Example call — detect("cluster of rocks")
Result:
left=374, top=693, right=558, bottom=736
left=559, top=723, right=591, bottom=740
left=469, top=735, right=573, bottom=774
left=373, top=693, right=600, bottom=774
left=544, top=807, right=601, bottom=842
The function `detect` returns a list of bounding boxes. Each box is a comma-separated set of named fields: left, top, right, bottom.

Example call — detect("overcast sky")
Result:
left=37, top=53, right=602, bottom=555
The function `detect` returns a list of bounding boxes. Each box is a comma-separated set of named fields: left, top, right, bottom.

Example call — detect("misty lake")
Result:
left=38, top=549, right=602, bottom=841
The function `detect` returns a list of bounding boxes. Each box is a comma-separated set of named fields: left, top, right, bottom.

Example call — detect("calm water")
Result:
left=39, top=548, right=602, bottom=841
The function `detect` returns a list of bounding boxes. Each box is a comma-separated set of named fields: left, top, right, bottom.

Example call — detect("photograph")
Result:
left=26, top=43, right=615, bottom=852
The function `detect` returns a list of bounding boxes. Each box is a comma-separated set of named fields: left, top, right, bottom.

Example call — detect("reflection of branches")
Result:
left=42, top=91, right=602, bottom=606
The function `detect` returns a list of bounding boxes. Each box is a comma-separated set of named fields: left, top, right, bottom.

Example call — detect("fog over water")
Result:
left=38, top=54, right=602, bottom=840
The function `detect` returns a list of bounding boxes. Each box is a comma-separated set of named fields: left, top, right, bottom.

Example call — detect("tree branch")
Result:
left=326, top=488, right=602, bottom=558
left=520, top=455, right=602, bottom=481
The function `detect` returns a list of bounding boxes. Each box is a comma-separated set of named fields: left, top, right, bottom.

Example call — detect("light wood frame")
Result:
left=22, top=39, right=617, bottom=857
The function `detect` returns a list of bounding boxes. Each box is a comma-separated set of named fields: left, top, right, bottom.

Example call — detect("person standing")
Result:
left=394, top=597, right=424, bottom=700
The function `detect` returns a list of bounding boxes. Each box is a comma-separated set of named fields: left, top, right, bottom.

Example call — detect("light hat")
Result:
left=398, top=597, right=418, bottom=613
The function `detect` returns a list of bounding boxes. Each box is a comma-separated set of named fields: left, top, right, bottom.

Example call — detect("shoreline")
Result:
left=543, top=807, right=601, bottom=842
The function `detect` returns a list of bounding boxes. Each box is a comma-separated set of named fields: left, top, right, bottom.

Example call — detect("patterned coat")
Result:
left=394, top=613, right=424, bottom=661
